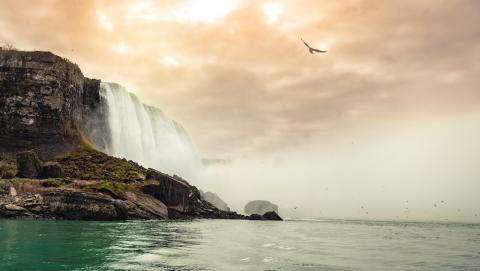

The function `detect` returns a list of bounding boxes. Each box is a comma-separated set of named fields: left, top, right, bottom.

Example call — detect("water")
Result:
left=99, top=82, right=200, bottom=181
left=1, top=219, right=479, bottom=271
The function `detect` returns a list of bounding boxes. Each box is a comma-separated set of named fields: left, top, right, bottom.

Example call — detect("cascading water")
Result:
left=97, top=82, right=201, bottom=182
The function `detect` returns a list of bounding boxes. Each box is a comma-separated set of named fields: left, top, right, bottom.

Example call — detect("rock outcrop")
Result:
left=0, top=50, right=100, bottom=160
left=41, top=161, right=64, bottom=178
left=0, top=148, right=245, bottom=220
left=15, top=151, right=65, bottom=179
left=244, top=200, right=279, bottom=215
left=262, top=211, right=283, bottom=221
left=15, top=151, right=43, bottom=178
left=199, top=191, right=231, bottom=212
left=142, top=169, right=202, bottom=213
left=247, top=211, right=283, bottom=221
left=0, top=160, right=15, bottom=179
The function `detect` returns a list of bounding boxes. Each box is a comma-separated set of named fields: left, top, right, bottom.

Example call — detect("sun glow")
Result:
left=97, top=12, right=113, bottom=30
left=175, top=0, right=238, bottom=23
left=162, top=56, right=179, bottom=66
left=115, top=41, right=127, bottom=54
left=262, top=3, right=283, bottom=24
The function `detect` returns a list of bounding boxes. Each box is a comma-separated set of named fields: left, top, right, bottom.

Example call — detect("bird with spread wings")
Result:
left=301, top=38, right=327, bottom=54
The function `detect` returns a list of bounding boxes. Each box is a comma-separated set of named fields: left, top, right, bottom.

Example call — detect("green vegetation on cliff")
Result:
left=57, top=148, right=146, bottom=183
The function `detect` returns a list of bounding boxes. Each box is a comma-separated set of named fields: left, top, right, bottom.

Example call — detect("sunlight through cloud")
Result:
left=115, top=41, right=127, bottom=54
left=97, top=12, right=113, bottom=30
left=162, top=56, right=180, bottom=66
left=263, top=3, right=283, bottom=24
left=175, top=0, right=238, bottom=23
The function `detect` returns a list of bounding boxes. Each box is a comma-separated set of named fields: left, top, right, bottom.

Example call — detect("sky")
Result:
left=1, top=0, right=479, bottom=221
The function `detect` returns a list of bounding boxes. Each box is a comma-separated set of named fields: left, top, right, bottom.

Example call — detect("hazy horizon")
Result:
left=2, top=0, right=479, bottom=222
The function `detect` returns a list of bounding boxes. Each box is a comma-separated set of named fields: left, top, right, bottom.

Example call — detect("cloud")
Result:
left=0, top=0, right=479, bottom=159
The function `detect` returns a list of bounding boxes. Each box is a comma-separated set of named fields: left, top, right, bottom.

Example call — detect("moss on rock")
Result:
left=56, top=148, right=146, bottom=183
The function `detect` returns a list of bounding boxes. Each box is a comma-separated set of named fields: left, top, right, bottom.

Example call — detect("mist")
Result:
left=197, top=111, right=480, bottom=222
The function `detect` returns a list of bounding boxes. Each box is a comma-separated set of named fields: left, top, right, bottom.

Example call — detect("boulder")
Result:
left=16, top=151, right=43, bottom=178
left=263, top=211, right=283, bottom=221
left=142, top=168, right=201, bottom=213
left=0, top=203, right=35, bottom=218
left=247, top=211, right=282, bottom=221
left=244, top=200, right=279, bottom=215
left=0, top=161, right=15, bottom=179
left=200, top=191, right=230, bottom=212
left=247, top=214, right=265, bottom=220
left=41, top=161, right=64, bottom=178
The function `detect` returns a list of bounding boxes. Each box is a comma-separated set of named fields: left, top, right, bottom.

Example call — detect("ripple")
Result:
left=278, top=245, right=296, bottom=250
left=263, top=257, right=274, bottom=262
left=262, top=243, right=276, bottom=248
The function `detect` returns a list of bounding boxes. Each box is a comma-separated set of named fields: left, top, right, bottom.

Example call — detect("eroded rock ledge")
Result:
left=0, top=148, right=246, bottom=220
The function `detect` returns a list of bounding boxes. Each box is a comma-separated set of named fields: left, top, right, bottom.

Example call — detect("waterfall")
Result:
left=98, top=82, right=201, bottom=181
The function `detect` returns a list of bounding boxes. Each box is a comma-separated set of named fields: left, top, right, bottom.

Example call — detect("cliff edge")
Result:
left=0, top=49, right=100, bottom=160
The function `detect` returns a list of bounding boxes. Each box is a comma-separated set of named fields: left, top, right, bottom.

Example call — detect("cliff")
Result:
left=0, top=49, right=100, bottom=160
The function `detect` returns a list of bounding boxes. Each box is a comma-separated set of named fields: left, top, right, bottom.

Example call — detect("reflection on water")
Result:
left=0, top=219, right=480, bottom=271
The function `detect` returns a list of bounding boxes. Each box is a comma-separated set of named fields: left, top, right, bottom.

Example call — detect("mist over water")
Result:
left=95, top=83, right=480, bottom=222
left=99, top=82, right=201, bottom=181
left=199, top=112, right=480, bottom=222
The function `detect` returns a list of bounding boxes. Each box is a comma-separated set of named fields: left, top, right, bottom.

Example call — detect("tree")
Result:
left=1, top=41, right=15, bottom=50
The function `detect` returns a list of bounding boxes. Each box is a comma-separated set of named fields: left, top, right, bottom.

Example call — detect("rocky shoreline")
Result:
left=0, top=148, right=246, bottom=220
left=0, top=49, right=282, bottom=221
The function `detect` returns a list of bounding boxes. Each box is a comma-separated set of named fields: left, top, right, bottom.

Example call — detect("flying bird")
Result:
left=301, top=38, right=327, bottom=54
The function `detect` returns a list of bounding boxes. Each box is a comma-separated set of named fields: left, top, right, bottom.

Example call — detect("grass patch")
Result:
left=80, top=136, right=97, bottom=153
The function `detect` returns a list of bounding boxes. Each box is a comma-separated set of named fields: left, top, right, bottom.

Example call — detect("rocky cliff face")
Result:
left=0, top=50, right=100, bottom=160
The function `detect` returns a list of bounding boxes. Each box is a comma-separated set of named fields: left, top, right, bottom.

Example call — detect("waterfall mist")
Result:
left=86, top=83, right=480, bottom=223
left=96, top=82, right=201, bottom=181
left=198, top=112, right=480, bottom=222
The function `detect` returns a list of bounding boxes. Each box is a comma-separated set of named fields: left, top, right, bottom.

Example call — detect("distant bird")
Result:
left=294, top=207, right=298, bottom=210
left=434, top=204, right=437, bottom=208
left=301, top=38, right=327, bottom=54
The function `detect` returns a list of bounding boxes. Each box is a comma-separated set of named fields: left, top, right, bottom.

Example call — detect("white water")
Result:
left=99, top=82, right=201, bottom=181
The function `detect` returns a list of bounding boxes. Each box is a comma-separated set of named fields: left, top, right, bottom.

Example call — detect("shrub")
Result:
left=0, top=41, right=16, bottom=51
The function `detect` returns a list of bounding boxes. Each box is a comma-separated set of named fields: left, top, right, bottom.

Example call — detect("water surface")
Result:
left=0, top=219, right=479, bottom=270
